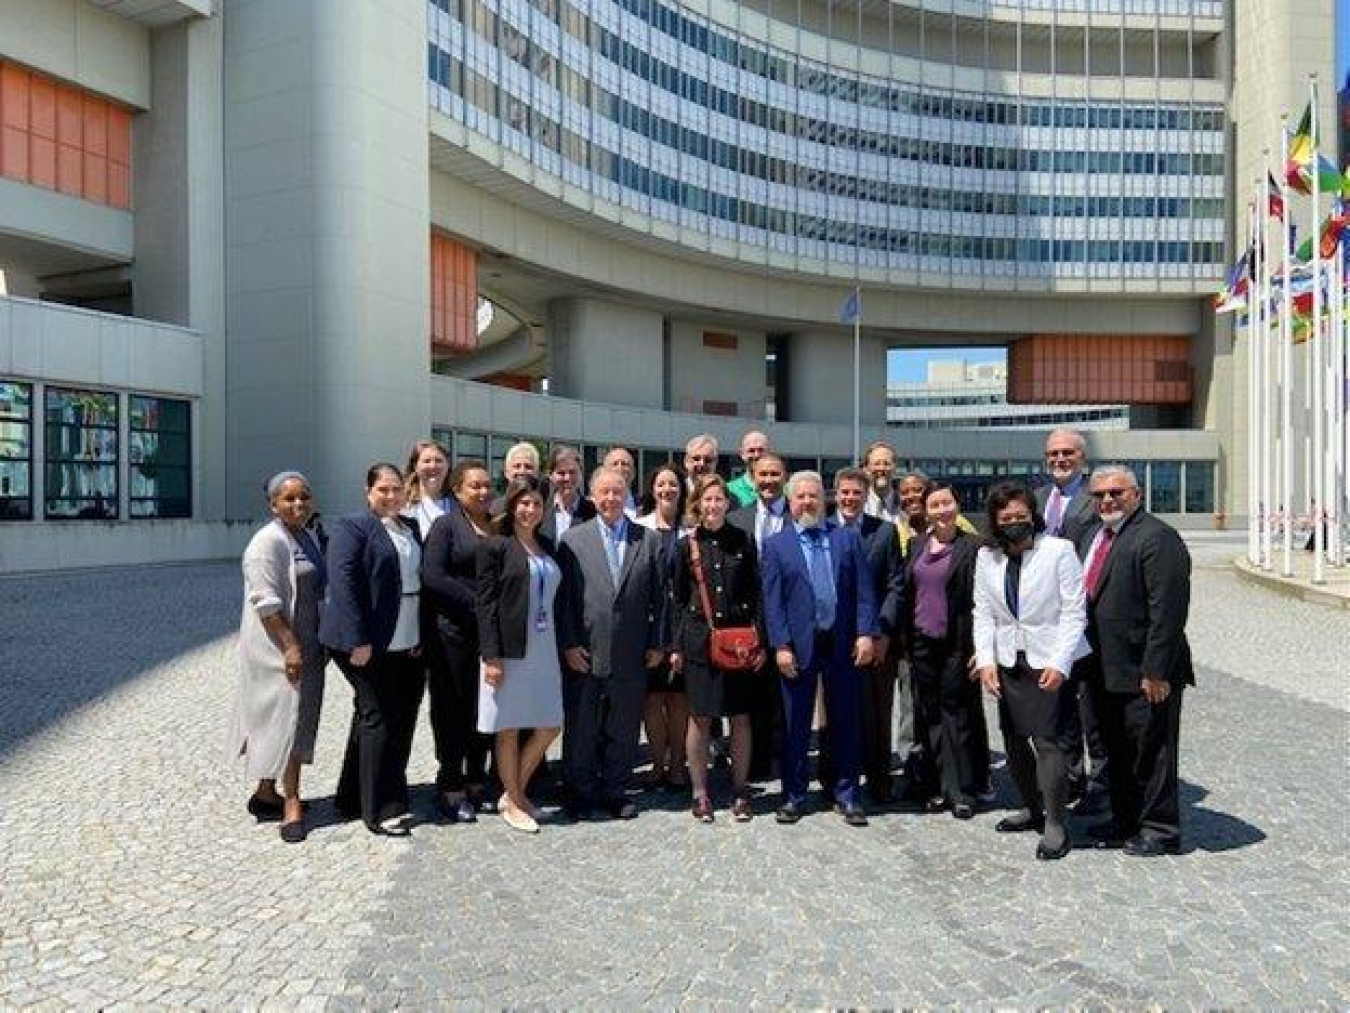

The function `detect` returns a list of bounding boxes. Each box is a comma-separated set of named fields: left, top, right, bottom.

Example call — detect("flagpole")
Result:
left=1331, top=200, right=1345, bottom=567
left=851, top=283, right=861, bottom=463
left=1280, top=119, right=1295, bottom=575
left=1309, top=75, right=1326, bottom=584
left=1258, top=177, right=1274, bottom=570
left=1245, top=199, right=1260, bottom=566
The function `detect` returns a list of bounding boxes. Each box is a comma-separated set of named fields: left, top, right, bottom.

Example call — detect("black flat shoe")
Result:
left=995, top=812, right=1045, bottom=834
left=836, top=802, right=869, bottom=827
left=1088, top=820, right=1131, bottom=849
left=951, top=802, right=975, bottom=820
left=279, top=820, right=307, bottom=844
left=247, top=794, right=284, bottom=823
left=775, top=801, right=804, bottom=824
left=1035, top=838, right=1071, bottom=861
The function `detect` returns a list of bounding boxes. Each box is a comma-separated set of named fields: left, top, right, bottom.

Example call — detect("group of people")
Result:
left=227, top=427, right=1194, bottom=861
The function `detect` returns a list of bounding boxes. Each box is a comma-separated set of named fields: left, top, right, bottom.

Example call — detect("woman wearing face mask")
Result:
left=669, top=474, right=763, bottom=823
left=972, top=481, right=1089, bottom=861
left=900, top=481, right=984, bottom=819
left=228, top=471, right=328, bottom=843
left=421, top=459, right=497, bottom=822
left=635, top=462, right=690, bottom=790
left=320, top=463, right=426, bottom=837
left=475, top=475, right=567, bottom=833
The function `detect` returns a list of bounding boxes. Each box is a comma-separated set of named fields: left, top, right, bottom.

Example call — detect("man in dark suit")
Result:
left=727, top=453, right=789, bottom=780
left=762, top=471, right=878, bottom=826
left=1036, top=428, right=1109, bottom=806
left=556, top=467, right=667, bottom=820
left=830, top=467, right=905, bottom=803
left=540, top=444, right=596, bottom=543
left=1081, top=464, right=1194, bottom=856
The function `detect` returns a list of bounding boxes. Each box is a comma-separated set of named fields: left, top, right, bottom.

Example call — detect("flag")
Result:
left=1213, top=249, right=1250, bottom=315
left=1285, top=103, right=1315, bottom=193
left=1267, top=172, right=1284, bottom=221
left=1293, top=209, right=1347, bottom=261
left=839, top=287, right=861, bottom=325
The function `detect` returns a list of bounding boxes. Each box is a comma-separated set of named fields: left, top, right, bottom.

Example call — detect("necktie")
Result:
left=1084, top=528, right=1116, bottom=599
left=804, top=529, right=836, bottom=630
left=1046, top=487, right=1066, bottom=536
left=604, top=525, right=622, bottom=584
left=757, top=507, right=770, bottom=549
left=1004, top=554, right=1022, bottom=617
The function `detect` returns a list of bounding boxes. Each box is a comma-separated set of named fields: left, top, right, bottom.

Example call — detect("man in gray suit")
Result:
left=557, top=467, right=667, bottom=820
left=1035, top=427, right=1108, bottom=805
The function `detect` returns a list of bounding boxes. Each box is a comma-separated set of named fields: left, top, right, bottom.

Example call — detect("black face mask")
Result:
left=999, top=521, right=1035, bottom=545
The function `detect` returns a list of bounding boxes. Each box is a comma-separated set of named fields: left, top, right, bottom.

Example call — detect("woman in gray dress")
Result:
left=227, top=471, right=327, bottom=844
left=475, top=476, right=568, bottom=833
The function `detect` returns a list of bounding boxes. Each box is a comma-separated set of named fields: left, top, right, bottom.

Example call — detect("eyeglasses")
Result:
left=687, top=454, right=714, bottom=463
left=1045, top=449, right=1079, bottom=459
left=1090, top=487, right=1134, bottom=500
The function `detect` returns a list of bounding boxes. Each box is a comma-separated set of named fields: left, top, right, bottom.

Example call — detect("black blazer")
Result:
left=899, top=528, right=980, bottom=657
left=475, top=534, right=566, bottom=661
left=539, top=495, right=597, bottom=544
left=1086, top=509, right=1195, bottom=692
left=422, top=508, right=487, bottom=643
left=1036, top=479, right=1100, bottom=555
left=318, top=511, right=421, bottom=655
left=670, top=523, right=763, bottom=665
left=831, top=512, right=905, bottom=637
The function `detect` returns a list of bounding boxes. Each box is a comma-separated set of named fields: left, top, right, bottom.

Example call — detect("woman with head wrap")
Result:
left=227, top=471, right=328, bottom=843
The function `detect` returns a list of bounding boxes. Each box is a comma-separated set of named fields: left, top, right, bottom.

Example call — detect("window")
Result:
left=45, top=386, right=118, bottom=519
left=129, top=396, right=191, bottom=518
left=1150, top=462, right=1181, bottom=513
left=0, top=380, right=32, bottom=519
left=1184, top=462, right=1214, bottom=514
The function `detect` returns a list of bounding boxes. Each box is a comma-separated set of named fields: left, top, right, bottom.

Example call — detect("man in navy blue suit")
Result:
left=762, top=471, right=878, bottom=826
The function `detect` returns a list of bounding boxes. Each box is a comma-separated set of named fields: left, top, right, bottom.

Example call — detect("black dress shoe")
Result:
left=1088, top=820, right=1131, bottom=848
left=606, top=799, right=639, bottom=820
left=247, top=794, right=284, bottom=823
left=278, top=820, right=307, bottom=844
left=951, top=802, right=975, bottom=821
left=775, top=801, right=804, bottom=824
left=1035, top=837, right=1071, bottom=861
left=837, top=802, right=869, bottom=827
left=1123, top=833, right=1180, bottom=857
left=995, top=812, right=1045, bottom=834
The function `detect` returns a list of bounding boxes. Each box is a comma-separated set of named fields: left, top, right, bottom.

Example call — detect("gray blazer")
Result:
left=556, top=517, right=666, bottom=680
left=1036, top=479, right=1099, bottom=555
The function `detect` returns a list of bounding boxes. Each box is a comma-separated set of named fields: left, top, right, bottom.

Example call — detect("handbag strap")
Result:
left=688, top=534, right=718, bottom=631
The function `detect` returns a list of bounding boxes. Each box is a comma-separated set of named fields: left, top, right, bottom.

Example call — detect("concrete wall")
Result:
left=0, top=0, right=150, bottom=108
left=668, top=320, right=767, bottom=418
left=223, top=0, right=430, bottom=518
left=0, top=177, right=133, bottom=264
left=547, top=298, right=663, bottom=408
left=0, top=519, right=252, bottom=573
left=785, top=330, right=888, bottom=427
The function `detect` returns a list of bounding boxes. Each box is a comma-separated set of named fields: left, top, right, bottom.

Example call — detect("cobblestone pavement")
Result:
left=1, top=546, right=1347, bottom=1009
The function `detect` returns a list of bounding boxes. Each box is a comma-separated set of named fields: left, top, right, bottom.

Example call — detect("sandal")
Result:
left=692, top=795, right=714, bottom=823
left=732, top=796, right=753, bottom=823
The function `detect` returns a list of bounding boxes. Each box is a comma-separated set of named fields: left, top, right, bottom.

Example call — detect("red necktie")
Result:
left=1084, top=527, right=1115, bottom=599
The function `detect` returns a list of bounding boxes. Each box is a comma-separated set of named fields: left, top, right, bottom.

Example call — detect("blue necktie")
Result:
left=604, top=524, right=622, bottom=584
left=804, top=528, right=836, bottom=630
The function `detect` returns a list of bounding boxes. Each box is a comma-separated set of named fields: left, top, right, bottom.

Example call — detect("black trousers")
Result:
left=335, top=650, right=425, bottom=829
left=563, top=671, right=648, bottom=806
left=910, top=634, right=985, bottom=805
left=1091, top=677, right=1184, bottom=841
left=1060, top=665, right=1110, bottom=786
left=427, top=625, right=491, bottom=792
left=747, top=658, right=781, bottom=780
left=997, top=655, right=1070, bottom=828
left=859, top=655, right=897, bottom=792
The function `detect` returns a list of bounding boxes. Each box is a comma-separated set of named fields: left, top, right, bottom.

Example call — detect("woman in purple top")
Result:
left=901, top=481, right=984, bottom=818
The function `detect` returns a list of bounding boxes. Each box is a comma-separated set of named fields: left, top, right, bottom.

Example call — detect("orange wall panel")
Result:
left=1008, top=334, right=1192, bottom=405
left=0, top=59, right=132, bottom=209
left=430, top=232, right=478, bottom=354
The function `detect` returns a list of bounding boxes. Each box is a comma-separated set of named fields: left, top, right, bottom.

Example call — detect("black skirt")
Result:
left=646, top=658, right=687, bottom=694
left=684, top=656, right=758, bottom=718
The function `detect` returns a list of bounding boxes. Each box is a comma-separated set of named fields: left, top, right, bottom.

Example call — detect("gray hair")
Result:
left=264, top=470, right=309, bottom=500
left=588, top=465, right=627, bottom=493
left=784, top=469, right=824, bottom=499
left=685, top=433, right=719, bottom=457
left=1089, top=464, right=1139, bottom=489
left=1046, top=427, right=1088, bottom=454
left=504, top=441, right=540, bottom=469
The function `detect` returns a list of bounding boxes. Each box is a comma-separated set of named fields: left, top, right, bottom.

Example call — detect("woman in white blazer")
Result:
left=227, top=471, right=328, bottom=844
left=973, top=481, right=1089, bottom=861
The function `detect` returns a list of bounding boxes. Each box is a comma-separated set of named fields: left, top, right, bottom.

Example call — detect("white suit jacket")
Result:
left=972, top=534, right=1090, bottom=675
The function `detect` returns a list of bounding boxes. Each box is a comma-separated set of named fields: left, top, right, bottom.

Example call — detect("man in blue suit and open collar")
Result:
left=762, top=470, right=878, bottom=826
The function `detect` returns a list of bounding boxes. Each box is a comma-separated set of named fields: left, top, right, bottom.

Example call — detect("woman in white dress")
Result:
left=475, top=476, right=567, bottom=833
left=228, top=471, right=327, bottom=844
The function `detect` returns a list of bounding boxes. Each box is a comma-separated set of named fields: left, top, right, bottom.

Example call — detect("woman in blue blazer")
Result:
left=320, top=462, right=426, bottom=836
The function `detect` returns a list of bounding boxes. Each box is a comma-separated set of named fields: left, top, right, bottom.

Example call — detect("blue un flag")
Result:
left=839, top=288, right=861, bottom=325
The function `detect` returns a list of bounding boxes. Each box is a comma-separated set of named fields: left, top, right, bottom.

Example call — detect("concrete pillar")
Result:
left=134, top=16, right=226, bottom=519
left=223, top=0, right=430, bottom=518
left=548, top=298, right=663, bottom=408
left=785, top=330, right=887, bottom=426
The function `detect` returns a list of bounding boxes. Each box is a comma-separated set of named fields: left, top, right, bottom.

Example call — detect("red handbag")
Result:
left=689, top=535, right=763, bottom=672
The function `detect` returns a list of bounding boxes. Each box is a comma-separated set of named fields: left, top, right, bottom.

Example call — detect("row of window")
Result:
left=440, top=0, right=1224, bottom=127
left=0, top=381, right=190, bottom=521
left=429, top=427, right=1216, bottom=515
left=992, top=0, right=1222, bottom=14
